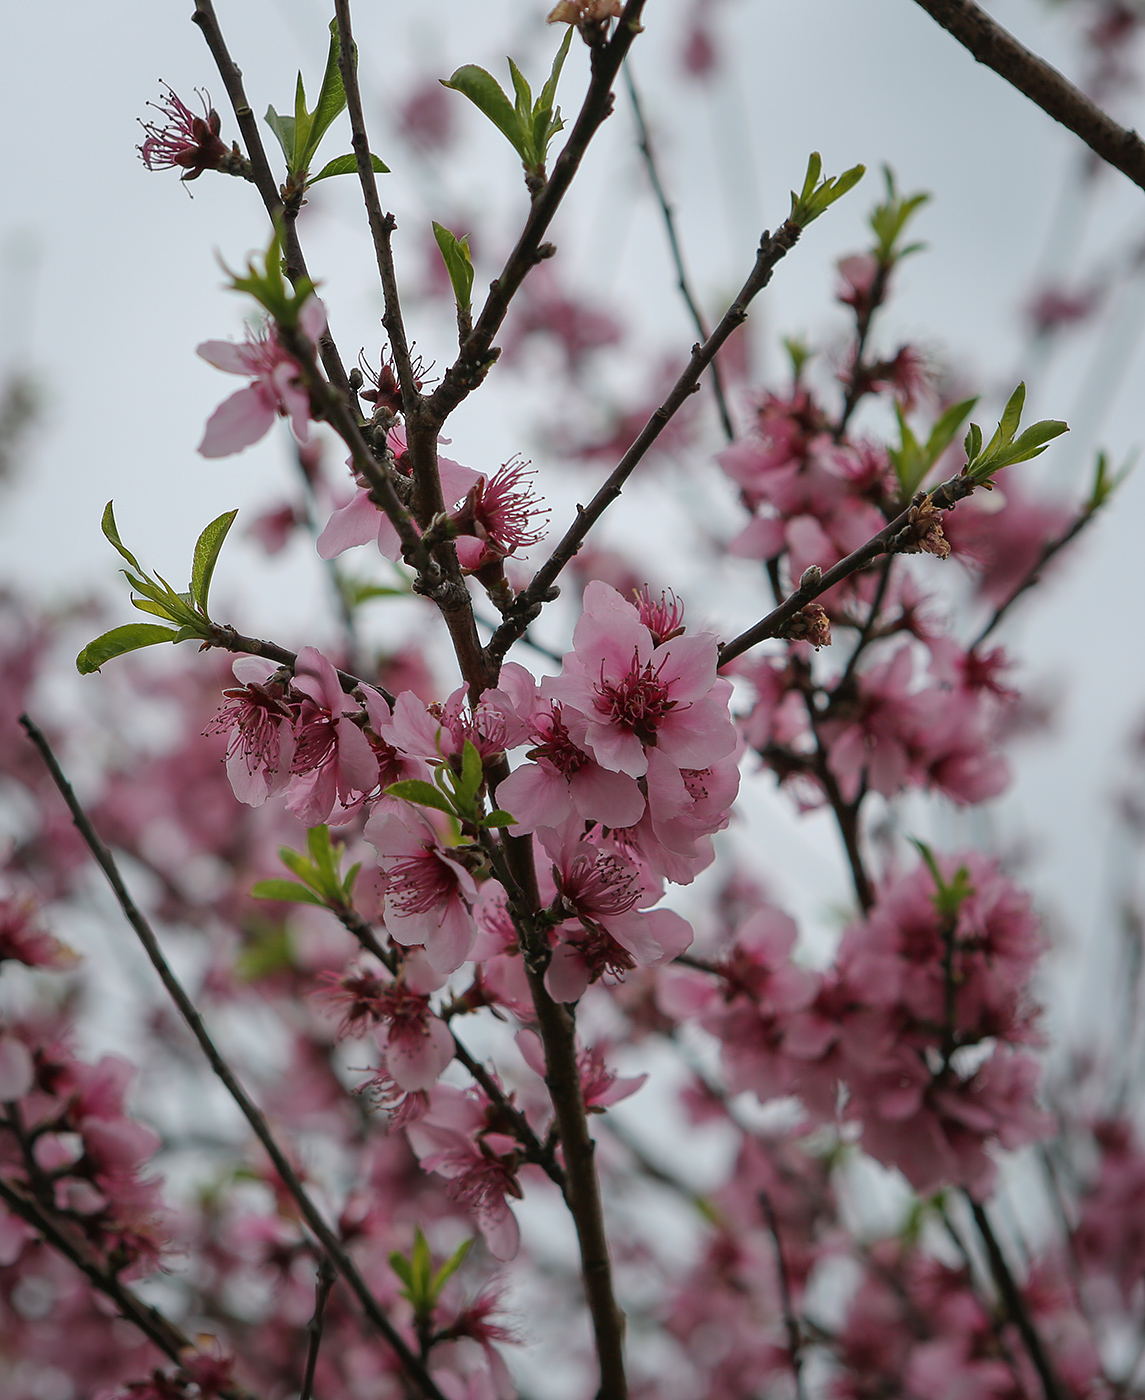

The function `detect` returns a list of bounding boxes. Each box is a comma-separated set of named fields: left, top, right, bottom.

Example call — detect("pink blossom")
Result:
left=316, top=427, right=481, bottom=562
left=137, top=84, right=230, bottom=180
left=452, top=457, right=549, bottom=572
left=207, top=656, right=297, bottom=806
left=406, top=1086, right=522, bottom=1260
left=0, top=894, right=77, bottom=969
left=548, top=581, right=737, bottom=780
left=283, top=647, right=378, bottom=825
left=365, top=809, right=479, bottom=973
left=196, top=296, right=327, bottom=458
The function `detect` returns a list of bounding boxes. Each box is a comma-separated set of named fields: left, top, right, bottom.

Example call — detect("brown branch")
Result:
left=759, top=1191, right=808, bottom=1400
left=426, top=0, right=650, bottom=426
left=488, top=219, right=803, bottom=665
left=967, top=1195, right=1066, bottom=1400
left=0, top=1178, right=256, bottom=1400
left=623, top=62, right=734, bottom=442
left=299, top=1257, right=337, bottom=1400
left=909, top=0, right=1145, bottom=195
left=524, top=964, right=628, bottom=1400
left=19, top=715, right=449, bottom=1400
left=717, top=472, right=978, bottom=668
left=202, top=623, right=392, bottom=703
left=190, top=0, right=352, bottom=398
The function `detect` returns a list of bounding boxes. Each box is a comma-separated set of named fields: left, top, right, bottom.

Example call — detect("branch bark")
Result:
left=910, top=0, right=1145, bottom=194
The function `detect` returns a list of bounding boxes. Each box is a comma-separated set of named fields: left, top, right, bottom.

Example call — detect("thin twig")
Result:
left=910, top=0, right=1145, bottom=195
left=488, top=218, right=804, bottom=664
left=966, top=1194, right=1065, bottom=1400
left=202, top=622, right=391, bottom=703
left=717, top=471, right=979, bottom=667
left=427, top=0, right=650, bottom=427
left=759, top=1191, right=808, bottom=1400
left=0, top=1178, right=256, bottom=1400
left=299, top=1257, right=337, bottom=1400
left=19, top=715, right=449, bottom=1400
left=623, top=62, right=734, bottom=442
left=834, top=261, right=890, bottom=440
left=970, top=503, right=1097, bottom=649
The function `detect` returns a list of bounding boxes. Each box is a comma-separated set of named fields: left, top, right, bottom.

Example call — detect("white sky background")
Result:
left=2, top=0, right=1145, bottom=1044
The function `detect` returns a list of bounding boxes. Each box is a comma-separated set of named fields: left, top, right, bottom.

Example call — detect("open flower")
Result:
left=196, top=296, right=327, bottom=458
left=138, top=84, right=232, bottom=180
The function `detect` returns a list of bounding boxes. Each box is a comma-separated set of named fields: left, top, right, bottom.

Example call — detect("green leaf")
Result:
left=789, top=153, right=865, bottom=226
left=76, top=623, right=181, bottom=675
left=190, top=509, right=239, bottom=612
left=307, top=824, right=341, bottom=885
left=306, top=19, right=350, bottom=161
left=870, top=168, right=930, bottom=264
left=997, top=382, right=1026, bottom=447
left=100, top=502, right=144, bottom=573
left=924, top=397, right=978, bottom=464
left=964, top=422, right=982, bottom=462
left=537, top=28, right=573, bottom=122
left=432, top=222, right=475, bottom=315
left=481, top=810, right=516, bottom=828
left=130, top=597, right=178, bottom=620
left=388, top=1250, right=414, bottom=1289
left=293, top=70, right=313, bottom=169
left=234, top=924, right=295, bottom=980
left=308, top=152, right=389, bottom=184
left=458, top=739, right=484, bottom=809
left=264, top=105, right=296, bottom=164
left=250, top=879, right=327, bottom=908
left=385, top=779, right=457, bottom=817
left=441, top=65, right=527, bottom=162
left=278, top=846, right=318, bottom=884
left=507, top=58, right=533, bottom=125
left=430, top=1237, right=473, bottom=1298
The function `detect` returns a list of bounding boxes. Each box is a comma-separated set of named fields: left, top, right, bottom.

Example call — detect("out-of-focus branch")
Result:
left=910, top=0, right=1145, bottom=194
left=488, top=218, right=804, bottom=665
left=299, top=1258, right=337, bottom=1400
left=19, top=716, right=449, bottom=1400
left=623, top=62, right=734, bottom=442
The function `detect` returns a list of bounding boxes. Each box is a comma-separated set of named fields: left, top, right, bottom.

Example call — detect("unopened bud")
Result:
left=780, top=602, right=832, bottom=649
left=798, top=565, right=822, bottom=591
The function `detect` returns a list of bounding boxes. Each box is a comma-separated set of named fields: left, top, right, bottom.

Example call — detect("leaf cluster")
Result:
left=389, top=1227, right=473, bottom=1325
left=387, top=740, right=514, bottom=830
left=789, top=152, right=866, bottom=227
left=224, top=225, right=318, bottom=329
left=962, top=383, right=1068, bottom=487
left=889, top=397, right=978, bottom=497
left=265, top=18, right=389, bottom=187
left=441, top=30, right=573, bottom=180
left=251, top=825, right=360, bottom=909
left=76, top=504, right=237, bottom=674
left=870, top=166, right=929, bottom=266
left=911, top=839, right=973, bottom=923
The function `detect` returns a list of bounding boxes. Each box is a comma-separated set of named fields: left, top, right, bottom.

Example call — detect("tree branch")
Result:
left=190, top=0, right=352, bottom=397
left=909, top=0, right=1145, bottom=194
left=718, top=471, right=979, bottom=667
left=623, top=61, right=734, bottom=442
left=488, top=218, right=803, bottom=665
left=202, top=622, right=392, bottom=703
left=426, top=0, right=649, bottom=426
left=19, top=715, right=449, bottom=1400
left=299, top=1257, right=337, bottom=1400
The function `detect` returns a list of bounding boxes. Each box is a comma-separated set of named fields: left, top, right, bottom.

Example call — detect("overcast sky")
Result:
left=3, top=0, right=1145, bottom=1033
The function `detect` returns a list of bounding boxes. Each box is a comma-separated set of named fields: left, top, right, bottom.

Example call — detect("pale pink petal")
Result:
left=198, top=384, right=277, bottom=458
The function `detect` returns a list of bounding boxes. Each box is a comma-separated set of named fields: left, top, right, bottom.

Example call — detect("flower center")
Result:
left=387, top=852, right=457, bottom=916
left=528, top=706, right=589, bottom=777
left=595, top=653, right=677, bottom=745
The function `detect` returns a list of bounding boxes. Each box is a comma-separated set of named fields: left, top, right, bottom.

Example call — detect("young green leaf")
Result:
left=76, top=624, right=181, bottom=675
left=306, top=19, right=350, bottom=161
left=100, top=502, right=144, bottom=573
left=432, top=222, right=475, bottom=315
left=440, top=65, right=526, bottom=161
left=264, top=106, right=296, bottom=164
left=536, top=28, right=572, bottom=121
left=430, top=1237, right=474, bottom=1297
left=190, top=509, right=239, bottom=612
left=250, top=879, right=327, bottom=907
left=481, top=810, right=516, bottom=829
left=308, top=152, right=389, bottom=184
left=457, top=740, right=484, bottom=810
left=385, top=779, right=458, bottom=818
left=789, top=153, right=865, bottom=226
left=870, top=167, right=930, bottom=265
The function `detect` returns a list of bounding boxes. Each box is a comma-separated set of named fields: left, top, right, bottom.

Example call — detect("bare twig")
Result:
left=623, top=62, right=734, bottom=442
left=488, top=218, right=804, bottom=665
left=19, top=715, right=449, bottom=1400
left=910, top=0, right=1145, bottom=195
left=718, top=471, right=979, bottom=667
left=759, top=1191, right=808, bottom=1400
left=202, top=622, right=391, bottom=703
left=299, top=1257, right=337, bottom=1400
left=966, top=1195, right=1066, bottom=1400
